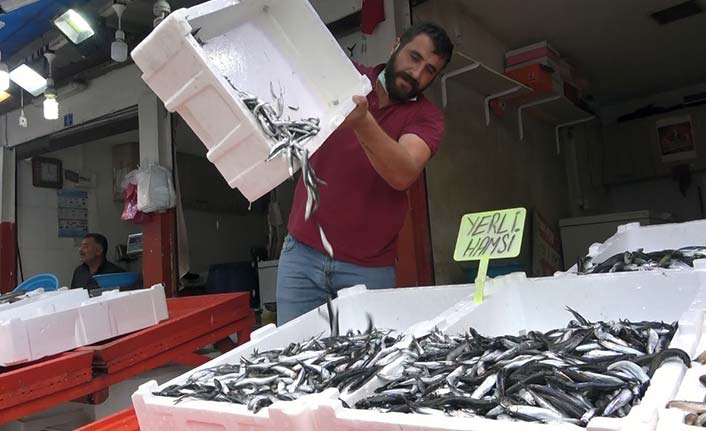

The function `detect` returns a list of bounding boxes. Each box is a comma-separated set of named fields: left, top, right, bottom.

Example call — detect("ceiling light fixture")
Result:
left=0, top=0, right=40, bottom=13
left=54, top=9, right=95, bottom=44
left=9, top=64, right=46, bottom=96
left=43, top=52, right=58, bottom=120
left=0, top=91, right=10, bottom=103
left=111, top=3, right=128, bottom=62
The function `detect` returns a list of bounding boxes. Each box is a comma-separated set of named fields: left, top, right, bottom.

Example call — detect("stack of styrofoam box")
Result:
left=133, top=264, right=706, bottom=431
left=0, top=284, right=168, bottom=366
left=131, top=0, right=372, bottom=203
left=131, top=284, right=475, bottom=429
left=563, top=219, right=706, bottom=274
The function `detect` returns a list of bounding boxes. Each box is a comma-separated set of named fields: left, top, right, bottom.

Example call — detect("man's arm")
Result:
left=343, top=96, right=433, bottom=191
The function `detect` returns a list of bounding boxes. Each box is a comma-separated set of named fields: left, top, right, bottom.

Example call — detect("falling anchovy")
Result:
left=153, top=307, right=688, bottom=426
left=577, top=246, right=706, bottom=274
left=222, top=77, right=333, bottom=257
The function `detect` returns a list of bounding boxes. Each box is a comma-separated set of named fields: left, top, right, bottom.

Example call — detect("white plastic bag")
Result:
left=136, top=162, right=176, bottom=213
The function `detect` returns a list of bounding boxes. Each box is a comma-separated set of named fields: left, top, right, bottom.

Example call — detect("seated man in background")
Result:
left=71, top=233, right=125, bottom=290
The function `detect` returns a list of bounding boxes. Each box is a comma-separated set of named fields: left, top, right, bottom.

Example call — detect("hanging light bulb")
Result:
left=0, top=50, right=9, bottom=92
left=44, top=86, right=58, bottom=120
left=43, top=52, right=59, bottom=120
left=153, top=0, right=171, bottom=28
left=111, top=3, right=128, bottom=62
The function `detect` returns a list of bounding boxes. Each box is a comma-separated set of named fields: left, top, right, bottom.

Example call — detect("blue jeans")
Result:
left=276, top=234, right=396, bottom=325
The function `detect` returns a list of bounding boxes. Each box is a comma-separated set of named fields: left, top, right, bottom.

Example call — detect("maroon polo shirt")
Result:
left=287, top=63, right=445, bottom=266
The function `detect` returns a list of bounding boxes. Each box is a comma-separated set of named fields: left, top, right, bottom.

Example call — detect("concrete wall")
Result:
left=606, top=174, right=706, bottom=222
left=16, top=131, right=142, bottom=286
left=415, top=2, right=571, bottom=284
left=565, top=86, right=706, bottom=224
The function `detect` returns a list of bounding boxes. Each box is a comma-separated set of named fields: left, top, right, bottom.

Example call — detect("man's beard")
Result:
left=383, top=52, right=422, bottom=102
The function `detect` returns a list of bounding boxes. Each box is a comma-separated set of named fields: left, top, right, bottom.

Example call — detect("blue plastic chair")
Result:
left=13, top=273, right=60, bottom=293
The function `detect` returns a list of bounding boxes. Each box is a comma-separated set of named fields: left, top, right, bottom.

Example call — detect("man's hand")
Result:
left=339, top=95, right=369, bottom=130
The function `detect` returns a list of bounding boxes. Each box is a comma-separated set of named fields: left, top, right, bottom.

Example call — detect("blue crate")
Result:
left=93, top=272, right=139, bottom=288
left=13, top=273, right=59, bottom=292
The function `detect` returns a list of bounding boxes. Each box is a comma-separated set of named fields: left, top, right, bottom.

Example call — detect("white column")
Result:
left=138, top=93, right=172, bottom=168
left=0, top=147, right=15, bottom=223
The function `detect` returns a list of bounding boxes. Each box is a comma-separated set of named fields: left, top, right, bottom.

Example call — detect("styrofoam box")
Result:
left=0, top=284, right=168, bottom=366
left=656, top=317, right=706, bottom=431
left=131, top=284, right=474, bottom=430
left=0, top=288, right=86, bottom=312
left=131, top=0, right=372, bottom=203
left=313, top=267, right=706, bottom=431
left=564, top=219, right=706, bottom=274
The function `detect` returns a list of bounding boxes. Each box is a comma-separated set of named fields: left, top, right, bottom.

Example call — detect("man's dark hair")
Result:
left=85, top=233, right=108, bottom=258
left=398, top=22, right=454, bottom=67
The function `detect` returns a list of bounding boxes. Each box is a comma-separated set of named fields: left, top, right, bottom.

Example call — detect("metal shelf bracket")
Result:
left=440, top=62, right=481, bottom=108
left=484, top=86, right=523, bottom=126
left=517, top=95, right=561, bottom=140
left=555, top=116, right=595, bottom=154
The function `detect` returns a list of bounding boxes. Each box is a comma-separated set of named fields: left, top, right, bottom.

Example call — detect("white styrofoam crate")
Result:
left=656, top=363, right=706, bottom=430
left=131, top=0, right=372, bottom=203
left=131, top=284, right=474, bottom=431
left=314, top=268, right=706, bottom=431
left=564, top=219, right=706, bottom=274
left=0, top=288, right=87, bottom=313
left=0, top=284, right=168, bottom=366
left=656, top=314, right=706, bottom=431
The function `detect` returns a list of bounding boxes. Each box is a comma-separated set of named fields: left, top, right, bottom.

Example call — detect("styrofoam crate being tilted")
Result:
left=131, top=0, right=372, bottom=202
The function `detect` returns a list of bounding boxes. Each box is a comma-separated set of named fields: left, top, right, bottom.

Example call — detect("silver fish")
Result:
left=603, top=388, right=633, bottom=416
left=319, top=225, right=334, bottom=258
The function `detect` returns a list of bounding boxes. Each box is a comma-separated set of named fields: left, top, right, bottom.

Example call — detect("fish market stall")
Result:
left=130, top=265, right=706, bottom=431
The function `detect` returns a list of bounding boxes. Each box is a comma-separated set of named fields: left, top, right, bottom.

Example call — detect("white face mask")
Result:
left=378, top=69, right=388, bottom=94
left=377, top=68, right=418, bottom=102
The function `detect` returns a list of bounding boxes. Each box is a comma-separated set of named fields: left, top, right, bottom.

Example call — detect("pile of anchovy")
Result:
left=666, top=350, right=706, bottom=426
left=154, top=307, right=690, bottom=426
left=577, top=246, right=706, bottom=274
left=154, top=327, right=409, bottom=412
left=223, top=77, right=334, bottom=257
left=354, top=307, right=689, bottom=425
